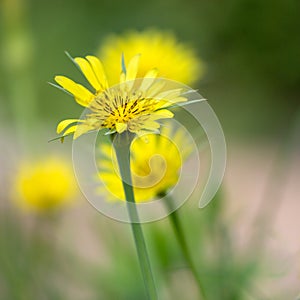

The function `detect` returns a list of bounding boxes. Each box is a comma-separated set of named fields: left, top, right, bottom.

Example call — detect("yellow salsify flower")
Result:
left=97, top=124, right=193, bottom=202
left=98, top=29, right=203, bottom=85
left=53, top=54, right=187, bottom=140
left=13, top=157, right=77, bottom=213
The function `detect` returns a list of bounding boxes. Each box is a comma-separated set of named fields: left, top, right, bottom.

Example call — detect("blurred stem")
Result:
left=113, top=132, right=157, bottom=300
left=165, top=196, right=207, bottom=300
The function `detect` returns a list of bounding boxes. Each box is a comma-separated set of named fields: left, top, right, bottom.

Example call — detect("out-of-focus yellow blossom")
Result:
left=98, top=124, right=193, bottom=202
left=98, top=29, right=203, bottom=85
left=14, top=157, right=77, bottom=213
left=54, top=53, right=187, bottom=139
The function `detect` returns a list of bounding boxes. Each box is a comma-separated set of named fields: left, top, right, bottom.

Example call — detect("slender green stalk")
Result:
left=165, top=196, right=207, bottom=299
left=113, top=132, right=157, bottom=300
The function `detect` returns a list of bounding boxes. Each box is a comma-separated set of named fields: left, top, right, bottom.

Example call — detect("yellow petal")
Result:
left=140, top=68, right=158, bottom=91
left=120, top=72, right=126, bottom=85
left=86, top=56, right=108, bottom=91
left=150, top=109, right=174, bottom=119
left=116, top=122, right=127, bottom=133
left=156, top=88, right=182, bottom=100
left=100, top=144, right=113, bottom=158
left=74, top=57, right=101, bottom=91
left=57, top=119, right=81, bottom=134
left=144, top=68, right=159, bottom=79
left=99, top=172, right=118, bottom=182
left=74, top=84, right=96, bottom=106
left=169, top=96, right=187, bottom=103
left=99, top=160, right=115, bottom=171
left=74, top=124, right=93, bottom=139
left=62, top=125, right=78, bottom=136
left=160, top=96, right=187, bottom=108
left=142, top=120, right=160, bottom=130
left=55, top=76, right=94, bottom=107
left=126, top=54, right=140, bottom=82
left=145, top=80, right=165, bottom=98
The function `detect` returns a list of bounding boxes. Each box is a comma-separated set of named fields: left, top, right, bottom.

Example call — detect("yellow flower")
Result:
left=54, top=54, right=187, bottom=139
left=98, top=29, right=203, bottom=85
left=98, top=124, right=193, bottom=202
left=13, top=157, right=77, bottom=213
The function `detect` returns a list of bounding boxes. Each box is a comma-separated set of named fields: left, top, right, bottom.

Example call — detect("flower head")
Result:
left=13, top=157, right=77, bottom=213
left=98, top=29, right=203, bottom=85
left=54, top=54, right=187, bottom=139
left=98, top=124, right=193, bottom=202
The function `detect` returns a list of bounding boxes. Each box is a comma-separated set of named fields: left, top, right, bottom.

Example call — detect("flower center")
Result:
left=88, top=90, right=160, bottom=130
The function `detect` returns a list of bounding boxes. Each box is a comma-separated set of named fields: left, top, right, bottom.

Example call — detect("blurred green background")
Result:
left=1, top=0, right=300, bottom=299
left=1, top=0, right=300, bottom=140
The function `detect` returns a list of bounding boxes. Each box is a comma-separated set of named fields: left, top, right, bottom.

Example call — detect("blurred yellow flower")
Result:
left=98, top=124, right=193, bottom=202
left=98, top=29, right=203, bottom=85
left=14, top=157, right=77, bottom=213
left=54, top=54, right=186, bottom=139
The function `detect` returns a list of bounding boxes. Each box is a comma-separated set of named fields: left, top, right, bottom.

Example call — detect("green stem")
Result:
left=165, top=196, right=207, bottom=299
left=113, top=132, right=157, bottom=300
